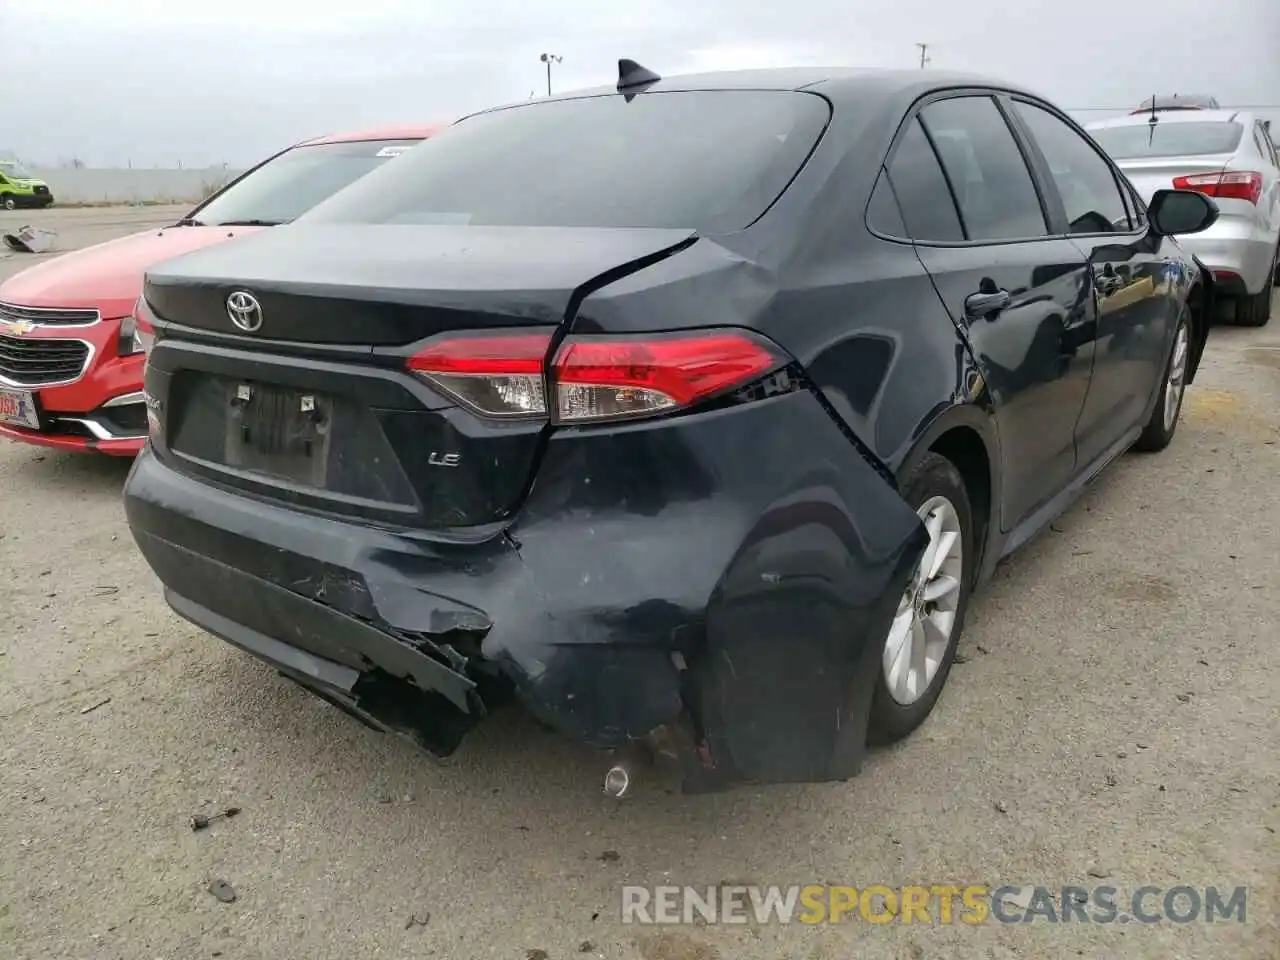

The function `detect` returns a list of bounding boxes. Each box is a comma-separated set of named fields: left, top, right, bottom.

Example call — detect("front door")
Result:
left=1008, top=98, right=1174, bottom=466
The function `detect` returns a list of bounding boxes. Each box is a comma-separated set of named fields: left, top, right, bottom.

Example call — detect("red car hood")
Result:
left=0, top=224, right=263, bottom=319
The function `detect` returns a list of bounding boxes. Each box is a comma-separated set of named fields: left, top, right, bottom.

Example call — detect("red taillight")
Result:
left=406, top=330, right=553, bottom=418
left=552, top=330, right=781, bottom=423
left=404, top=328, right=783, bottom=423
left=129, top=296, right=157, bottom=357
left=1173, top=170, right=1263, bottom=205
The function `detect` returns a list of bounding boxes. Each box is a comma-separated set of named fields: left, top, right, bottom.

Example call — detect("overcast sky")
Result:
left=2, top=0, right=1277, bottom=168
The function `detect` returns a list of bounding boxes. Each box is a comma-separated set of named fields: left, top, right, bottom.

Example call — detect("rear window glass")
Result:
left=1088, top=121, right=1243, bottom=160
left=192, top=139, right=423, bottom=226
left=300, top=91, right=831, bottom=233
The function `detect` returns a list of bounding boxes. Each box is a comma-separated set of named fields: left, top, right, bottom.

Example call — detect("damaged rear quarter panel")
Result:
left=494, top=388, right=927, bottom=784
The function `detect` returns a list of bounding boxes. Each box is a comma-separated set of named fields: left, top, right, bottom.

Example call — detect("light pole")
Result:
left=540, top=53, right=562, bottom=96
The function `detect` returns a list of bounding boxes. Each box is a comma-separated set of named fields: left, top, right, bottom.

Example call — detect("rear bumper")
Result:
left=124, top=389, right=927, bottom=791
left=1175, top=219, right=1277, bottom=296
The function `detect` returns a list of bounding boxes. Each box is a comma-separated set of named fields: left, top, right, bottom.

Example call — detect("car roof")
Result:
left=294, top=122, right=450, bottom=147
left=1087, top=109, right=1251, bottom=130
left=474, top=66, right=1045, bottom=114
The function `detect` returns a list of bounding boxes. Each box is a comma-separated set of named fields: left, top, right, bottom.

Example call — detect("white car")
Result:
left=1087, top=109, right=1280, bottom=326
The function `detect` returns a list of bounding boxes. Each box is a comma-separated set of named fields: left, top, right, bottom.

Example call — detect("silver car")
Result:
left=1087, top=110, right=1280, bottom=326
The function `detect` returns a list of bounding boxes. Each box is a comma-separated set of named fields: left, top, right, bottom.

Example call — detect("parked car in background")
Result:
left=1088, top=110, right=1280, bottom=326
left=0, top=124, right=444, bottom=454
left=1132, top=94, right=1221, bottom=114
left=0, top=160, right=54, bottom=209
left=124, top=64, right=1218, bottom=792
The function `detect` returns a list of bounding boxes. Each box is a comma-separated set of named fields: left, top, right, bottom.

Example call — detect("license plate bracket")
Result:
left=223, top=382, right=332, bottom=487
left=0, top=386, right=40, bottom=430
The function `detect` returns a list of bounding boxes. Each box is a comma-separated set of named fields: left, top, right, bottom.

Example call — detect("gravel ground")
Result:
left=1, top=207, right=1277, bottom=960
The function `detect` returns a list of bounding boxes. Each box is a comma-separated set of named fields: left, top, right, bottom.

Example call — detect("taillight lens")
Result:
left=128, top=296, right=157, bottom=357
left=1173, top=170, right=1263, bottom=205
left=552, top=330, right=781, bottom=423
left=406, top=330, right=553, bottom=418
left=404, top=328, right=784, bottom=424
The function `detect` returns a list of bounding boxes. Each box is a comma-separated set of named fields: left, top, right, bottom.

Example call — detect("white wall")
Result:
left=25, top=167, right=245, bottom=205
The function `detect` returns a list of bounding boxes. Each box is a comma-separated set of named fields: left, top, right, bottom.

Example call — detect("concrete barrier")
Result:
left=26, top=167, right=246, bottom=205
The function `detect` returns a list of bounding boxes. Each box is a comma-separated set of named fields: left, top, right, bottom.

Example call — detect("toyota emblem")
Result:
left=226, top=290, right=263, bottom=333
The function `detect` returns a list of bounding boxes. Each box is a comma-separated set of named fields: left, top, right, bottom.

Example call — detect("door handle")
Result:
left=964, top=288, right=1011, bottom=319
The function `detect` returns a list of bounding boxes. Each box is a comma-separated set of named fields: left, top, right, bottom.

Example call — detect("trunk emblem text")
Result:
left=226, top=291, right=264, bottom=333
left=428, top=452, right=461, bottom=468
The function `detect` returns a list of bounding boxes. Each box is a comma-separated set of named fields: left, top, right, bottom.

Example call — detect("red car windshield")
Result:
left=187, top=139, right=422, bottom=227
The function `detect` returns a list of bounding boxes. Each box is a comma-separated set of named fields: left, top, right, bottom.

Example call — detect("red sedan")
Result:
left=0, top=123, right=444, bottom=455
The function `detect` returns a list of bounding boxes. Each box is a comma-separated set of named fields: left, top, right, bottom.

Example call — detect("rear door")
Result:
left=889, top=93, right=1096, bottom=532
left=1009, top=98, right=1171, bottom=465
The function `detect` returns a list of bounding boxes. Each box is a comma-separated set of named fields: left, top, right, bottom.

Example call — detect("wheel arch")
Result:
left=1185, top=268, right=1212, bottom=385
left=894, top=404, right=1000, bottom=585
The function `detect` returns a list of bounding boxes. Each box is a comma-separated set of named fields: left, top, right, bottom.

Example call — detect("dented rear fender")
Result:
left=488, top=388, right=928, bottom=787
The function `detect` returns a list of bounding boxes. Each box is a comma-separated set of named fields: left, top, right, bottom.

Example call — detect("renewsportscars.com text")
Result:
left=621, top=884, right=1248, bottom=925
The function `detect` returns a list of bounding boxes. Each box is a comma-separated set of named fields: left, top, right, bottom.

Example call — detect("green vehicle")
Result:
left=0, top=160, right=54, bottom=210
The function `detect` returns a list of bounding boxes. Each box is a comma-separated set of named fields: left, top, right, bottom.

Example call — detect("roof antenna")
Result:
left=1147, top=92, right=1159, bottom=146
left=617, top=58, right=661, bottom=101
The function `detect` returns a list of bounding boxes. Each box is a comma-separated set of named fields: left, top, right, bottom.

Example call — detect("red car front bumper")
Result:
left=0, top=423, right=144, bottom=456
left=0, top=311, right=148, bottom=456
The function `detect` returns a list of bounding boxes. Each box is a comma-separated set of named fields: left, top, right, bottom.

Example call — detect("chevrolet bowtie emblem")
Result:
left=2, top=320, right=37, bottom=336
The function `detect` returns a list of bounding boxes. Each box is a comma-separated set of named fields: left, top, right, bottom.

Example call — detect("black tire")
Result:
left=1233, top=285, right=1272, bottom=327
left=1, top=195, right=16, bottom=211
left=867, top=451, right=974, bottom=746
left=1133, top=305, right=1191, bottom=453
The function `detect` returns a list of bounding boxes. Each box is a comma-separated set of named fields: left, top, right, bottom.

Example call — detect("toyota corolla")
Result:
left=123, top=64, right=1218, bottom=792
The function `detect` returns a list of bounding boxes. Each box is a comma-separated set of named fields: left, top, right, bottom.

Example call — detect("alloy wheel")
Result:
left=882, top=495, right=964, bottom=706
left=1163, top=321, right=1189, bottom=432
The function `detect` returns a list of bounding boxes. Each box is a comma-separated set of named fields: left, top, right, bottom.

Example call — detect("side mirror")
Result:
left=1148, top=188, right=1219, bottom=237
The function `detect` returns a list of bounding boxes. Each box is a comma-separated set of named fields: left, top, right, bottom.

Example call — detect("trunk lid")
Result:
left=1114, top=154, right=1232, bottom=204
left=144, top=223, right=695, bottom=345
left=144, top=223, right=696, bottom=531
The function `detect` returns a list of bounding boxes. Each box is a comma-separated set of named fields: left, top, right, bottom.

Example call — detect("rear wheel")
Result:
left=868, top=452, right=974, bottom=745
left=1235, top=285, right=1273, bottom=327
left=1134, top=306, right=1191, bottom=452
left=1237, top=241, right=1280, bottom=325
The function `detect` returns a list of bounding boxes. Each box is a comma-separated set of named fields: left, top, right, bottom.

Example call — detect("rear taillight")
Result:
left=552, top=331, right=780, bottom=423
left=405, top=328, right=783, bottom=424
left=1173, top=171, right=1263, bottom=205
left=127, top=296, right=157, bottom=357
left=406, top=331, right=553, bottom=418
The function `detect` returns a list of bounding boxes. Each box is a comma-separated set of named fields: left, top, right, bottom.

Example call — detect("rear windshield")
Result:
left=300, top=91, right=831, bottom=233
left=190, top=139, right=423, bottom=226
left=1089, top=121, right=1243, bottom=160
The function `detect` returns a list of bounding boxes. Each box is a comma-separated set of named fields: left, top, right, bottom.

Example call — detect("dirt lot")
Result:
left=1, top=206, right=1277, bottom=960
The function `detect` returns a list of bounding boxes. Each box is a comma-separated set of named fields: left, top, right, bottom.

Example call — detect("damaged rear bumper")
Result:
left=124, top=389, right=927, bottom=791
